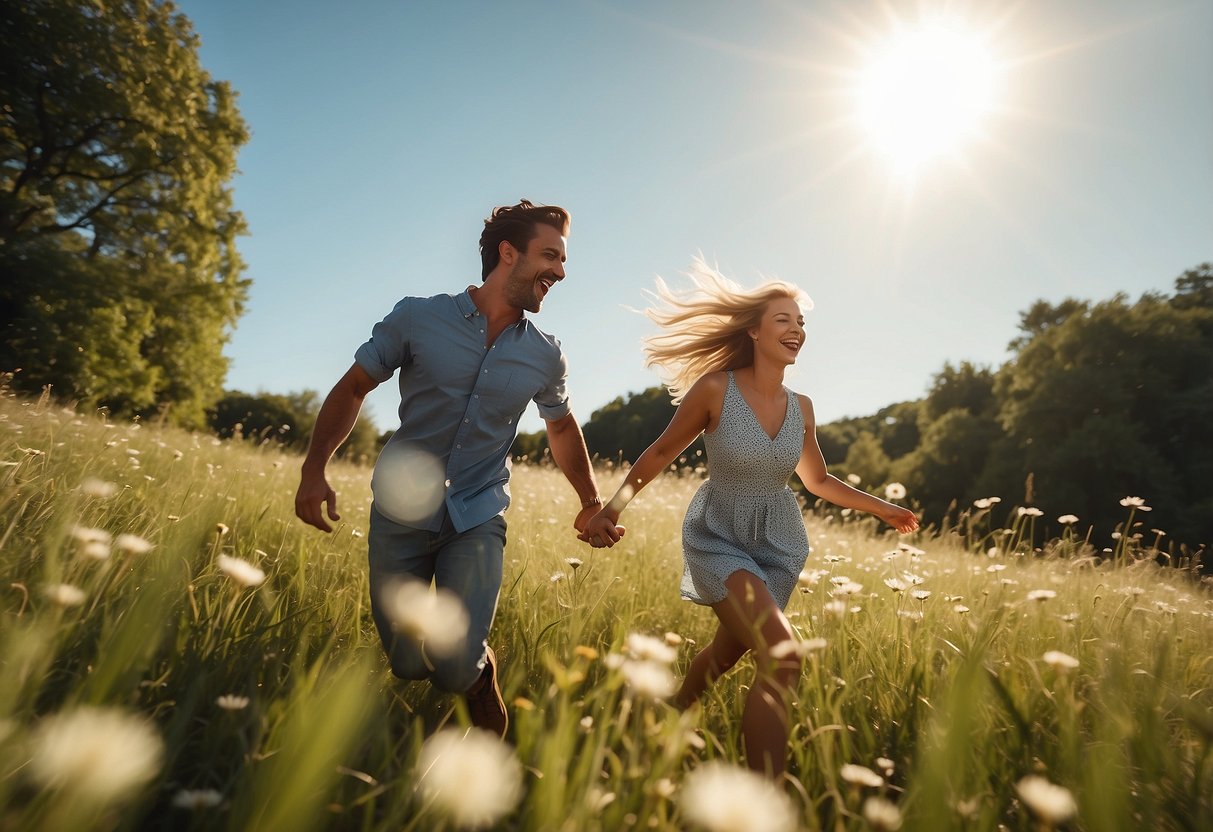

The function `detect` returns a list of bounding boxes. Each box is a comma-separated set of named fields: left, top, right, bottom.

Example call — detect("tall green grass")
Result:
left=0, top=388, right=1209, bottom=831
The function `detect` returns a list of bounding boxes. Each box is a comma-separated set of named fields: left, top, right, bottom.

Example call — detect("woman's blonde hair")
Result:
left=643, top=257, right=812, bottom=404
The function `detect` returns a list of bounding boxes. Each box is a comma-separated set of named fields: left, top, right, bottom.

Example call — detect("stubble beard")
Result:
left=505, top=261, right=544, bottom=314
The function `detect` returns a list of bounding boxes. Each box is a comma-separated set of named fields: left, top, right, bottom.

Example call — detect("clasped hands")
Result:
left=577, top=510, right=626, bottom=549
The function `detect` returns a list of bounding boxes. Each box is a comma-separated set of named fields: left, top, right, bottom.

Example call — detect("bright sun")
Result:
left=856, top=19, right=998, bottom=175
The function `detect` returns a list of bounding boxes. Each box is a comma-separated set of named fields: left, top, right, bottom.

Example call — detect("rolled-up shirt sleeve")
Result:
left=354, top=298, right=413, bottom=383
left=535, top=347, right=571, bottom=421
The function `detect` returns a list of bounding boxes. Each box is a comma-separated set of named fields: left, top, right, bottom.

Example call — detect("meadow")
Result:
left=1, top=387, right=1210, bottom=832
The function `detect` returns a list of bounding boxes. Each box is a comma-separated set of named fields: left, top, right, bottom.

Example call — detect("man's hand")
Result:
left=577, top=511, right=626, bottom=549
left=295, top=470, right=341, bottom=532
left=573, top=503, right=600, bottom=535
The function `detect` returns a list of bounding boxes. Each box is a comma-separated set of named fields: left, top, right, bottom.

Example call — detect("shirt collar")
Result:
left=458, top=286, right=526, bottom=328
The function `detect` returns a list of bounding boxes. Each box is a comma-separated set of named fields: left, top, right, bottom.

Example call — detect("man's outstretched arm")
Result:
left=296, top=363, right=380, bottom=532
left=544, top=411, right=601, bottom=533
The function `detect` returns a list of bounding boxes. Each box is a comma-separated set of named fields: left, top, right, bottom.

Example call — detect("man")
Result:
left=295, top=200, right=602, bottom=738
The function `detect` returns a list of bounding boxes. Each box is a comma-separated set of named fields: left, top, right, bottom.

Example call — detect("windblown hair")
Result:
left=643, top=257, right=811, bottom=404
left=479, top=199, right=571, bottom=279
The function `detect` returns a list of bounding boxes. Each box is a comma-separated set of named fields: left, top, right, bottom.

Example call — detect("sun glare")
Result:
left=856, top=19, right=998, bottom=175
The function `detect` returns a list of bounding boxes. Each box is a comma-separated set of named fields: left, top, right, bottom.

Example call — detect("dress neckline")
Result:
left=728, top=370, right=790, bottom=442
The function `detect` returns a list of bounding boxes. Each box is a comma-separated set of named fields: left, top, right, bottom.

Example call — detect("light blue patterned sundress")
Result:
left=680, top=371, right=810, bottom=608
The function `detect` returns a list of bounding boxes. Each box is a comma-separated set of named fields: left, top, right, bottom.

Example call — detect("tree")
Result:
left=839, top=430, right=890, bottom=487
left=209, top=389, right=384, bottom=465
left=580, top=386, right=705, bottom=466
left=1, top=0, right=249, bottom=427
left=984, top=278, right=1213, bottom=545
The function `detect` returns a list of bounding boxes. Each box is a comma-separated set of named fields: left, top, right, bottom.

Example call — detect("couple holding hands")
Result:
left=295, top=200, right=917, bottom=777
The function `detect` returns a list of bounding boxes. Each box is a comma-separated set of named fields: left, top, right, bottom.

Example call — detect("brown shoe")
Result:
left=465, top=646, right=507, bottom=739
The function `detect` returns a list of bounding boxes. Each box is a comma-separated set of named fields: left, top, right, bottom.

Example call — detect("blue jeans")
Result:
left=367, top=505, right=506, bottom=693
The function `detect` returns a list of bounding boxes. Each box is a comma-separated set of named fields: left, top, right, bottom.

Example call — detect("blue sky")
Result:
left=179, top=0, right=1212, bottom=433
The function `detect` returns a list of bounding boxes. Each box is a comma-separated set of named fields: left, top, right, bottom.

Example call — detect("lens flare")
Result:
left=371, top=442, right=446, bottom=524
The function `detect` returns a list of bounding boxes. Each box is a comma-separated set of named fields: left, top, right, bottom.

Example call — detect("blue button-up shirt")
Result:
left=354, top=288, right=570, bottom=532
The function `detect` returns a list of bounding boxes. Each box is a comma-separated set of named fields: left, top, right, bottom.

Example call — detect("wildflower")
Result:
left=1015, top=776, right=1077, bottom=825
left=549, top=572, right=565, bottom=583
left=911, top=589, right=931, bottom=601
left=875, top=757, right=895, bottom=774
left=831, top=581, right=864, bottom=597
left=884, top=578, right=907, bottom=593
left=1042, top=651, right=1079, bottom=671
left=417, top=729, right=523, bottom=829
left=987, top=564, right=1007, bottom=573
left=1119, top=496, right=1147, bottom=508
left=664, top=631, right=683, bottom=646
left=380, top=581, right=469, bottom=657
left=771, top=637, right=827, bottom=660
left=172, top=789, right=224, bottom=810
left=216, top=555, right=266, bottom=588
left=115, top=534, right=154, bottom=555
left=44, top=583, right=87, bottom=607
left=512, top=697, right=535, bottom=711
left=579, top=716, right=594, bottom=731
left=953, top=604, right=971, bottom=614
left=565, top=557, right=583, bottom=570
left=28, top=707, right=163, bottom=804
left=897, top=610, right=924, bottom=623
left=80, top=478, right=118, bottom=498
left=797, top=569, right=823, bottom=588
left=1018, top=506, right=1044, bottom=518
left=846, top=473, right=862, bottom=485
left=215, top=523, right=230, bottom=536
left=620, top=660, right=676, bottom=700
left=216, top=694, right=250, bottom=711
left=885, top=483, right=906, bottom=500
left=653, top=777, right=676, bottom=799
left=681, top=761, right=797, bottom=832
left=1027, top=589, right=1057, bottom=602
left=840, top=763, right=884, bottom=788
left=625, top=632, right=677, bottom=664
left=1057, top=514, right=1079, bottom=525
left=973, top=497, right=1001, bottom=509
left=897, top=542, right=926, bottom=556
left=824, top=600, right=848, bottom=619
left=574, top=645, right=599, bottom=661
left=71, top=525, right=113, bottom=560
left=863, top=796, right=903, bottom=831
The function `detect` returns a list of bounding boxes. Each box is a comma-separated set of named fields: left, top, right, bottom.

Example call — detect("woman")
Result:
left=582, top=260, right=918, bottom=778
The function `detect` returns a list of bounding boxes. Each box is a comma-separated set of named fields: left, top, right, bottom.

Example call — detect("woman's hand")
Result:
left=578, top=511, right=627, bottom=548
left=879, top=505, right=920, bottom=534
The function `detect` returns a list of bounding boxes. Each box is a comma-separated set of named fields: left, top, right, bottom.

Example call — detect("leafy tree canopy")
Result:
left=1, top=0, right=249, bottom=428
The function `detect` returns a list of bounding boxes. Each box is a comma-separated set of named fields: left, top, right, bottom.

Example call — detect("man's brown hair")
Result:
left=479, top=200, right=570, bottom=280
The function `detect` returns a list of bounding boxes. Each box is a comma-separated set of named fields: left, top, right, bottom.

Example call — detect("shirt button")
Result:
left=483, top=369, right=488, bottom=374
left=463, top=418, right=469, bottom=423
left=456, top=444, right=462, bottom=449
left=474, top=394, right=479, bottom=399
left=444, top=479, right=451, bottom=488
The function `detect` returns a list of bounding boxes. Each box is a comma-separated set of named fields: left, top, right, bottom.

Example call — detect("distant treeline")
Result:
left=516, top=267, right=1213, bottom=551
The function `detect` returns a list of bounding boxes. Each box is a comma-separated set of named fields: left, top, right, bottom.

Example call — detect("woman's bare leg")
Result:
left=711, top=570, right=802, bottom=777
left=672, top=622, right=747, bottom=709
